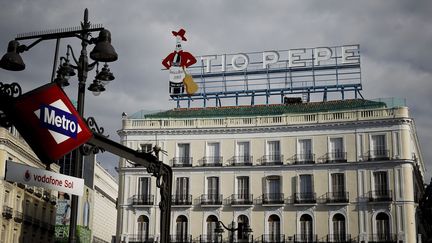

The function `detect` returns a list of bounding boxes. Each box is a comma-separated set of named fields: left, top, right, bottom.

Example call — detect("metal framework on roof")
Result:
left=170, top=45, right=363, bottom=108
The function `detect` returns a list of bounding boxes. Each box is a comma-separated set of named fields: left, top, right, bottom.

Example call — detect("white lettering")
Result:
left=55, top=116, right=62, bottom=127
left=288, top=49, right=306, bottom=67
left=263, top=51, right=279, bottom=68
left=201, top=55, right=217, bottom=73
left=314, top=47, right=332, bottom=65
left=44, top=107, right=56, bottom=125
left=231, top=54, right=249, bottom=71
left=69, top=122, right=76, bottom=133
left=342, top=45, right=360, bottom=64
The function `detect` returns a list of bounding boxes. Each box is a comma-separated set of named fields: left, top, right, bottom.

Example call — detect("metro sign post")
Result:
left=6, top=83, right=93, bottom=164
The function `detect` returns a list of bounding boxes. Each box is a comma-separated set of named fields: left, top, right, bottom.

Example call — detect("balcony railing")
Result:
left=131, top=195, right=155, bottom=206
left=325, top=152, right=347, bottom=163
left=198, top=234, right=219, bottom=243
left=170, top=234, right=192, bottom=243
left=259, top=155, right=284, bottom=165
left=229, top=194, right=254, bottom=205
left=172, top=194, right=192, bottom=206
left=294, top=154, right=315, bottom=165
left=2, top=206, right=12, bottom=219
left=128, top=234, right=155, bottom=243
left=294, top=234, right=318, bottom=243
left=229, top=156, right=253, bottom=166
left=261, top=234, right=285, bottom=243
left=367, top=150, right=390, bottom=161
left=262, top=193, right=285, bottom=205
left=368, top=190, right=393, bottom=202
left=325, top=192, right=349, bottom=204
left=199, top=156, right=223, bottom=167
left=200, top=194, right=223, bottom=206
left=368, top=233, right=397, bottom=243
left=327, top=234, right=352, bottom=242
left=294, top=192, right=316, bottom=204
left=13, top=211, right=23, bottom=223
left=172, top=157, right=193, bottom=167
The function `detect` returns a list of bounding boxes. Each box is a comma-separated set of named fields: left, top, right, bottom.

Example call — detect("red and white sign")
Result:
left=10, top=83, right=93, bottom=162
left=5, top=160, right=84, bottom=196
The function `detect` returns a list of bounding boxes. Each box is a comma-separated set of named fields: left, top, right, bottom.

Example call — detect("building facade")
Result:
left=0, top=126, right=58, bottom=243
left=116, top=99, right=425, bottom=243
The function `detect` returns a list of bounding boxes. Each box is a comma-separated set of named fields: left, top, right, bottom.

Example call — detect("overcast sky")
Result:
left=0, top=0, right=431, bottom=181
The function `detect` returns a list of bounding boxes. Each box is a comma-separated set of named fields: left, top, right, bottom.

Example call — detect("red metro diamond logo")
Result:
left=11, top=83, right=93, bottom=163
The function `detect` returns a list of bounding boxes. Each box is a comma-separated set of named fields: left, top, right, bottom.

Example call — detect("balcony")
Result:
left=262, top=193, right=285, bottom=205
left=368, top=190, right=393, bottom=202
left=325, top=152, right=347, bottom=163
left=327, top=234, right=352, bottom=243
left=131, top=195, right=154, bottom=206
left=198, top=234, right=219, bottom=243
left=172, top=157, right=193, bottom=167
left=293, top=193, right=316, bottom=205
left=260, top=234, right=285, bottom=243
left=325, top=192, right=349, bottom=204
left=170, top=234, right=192, bottom=243
left=2, top=206, right=12, bottom=219
left=367, top=150, right=390, bottom=161
left=172, top=194, right=192, bottom=206
left=199, top=194, right=223, bottom=206
left=199, top=156, right=223, bottom=167
left=229, top=194, right=253, bottom=206
left=13, top=211, right=23, bottom=223
left=368, top=234, right=397, bottom=243
left=228, top=156, right=253, bottom=166
left=128, top=234, right=155, bottom=243
left=23, top=214, right=33, bottom=225
left=293, top=154, right=315, bottom=165
left=259, top=155, right=284, bottom=166
left=293, top=234, right=318, bottom=243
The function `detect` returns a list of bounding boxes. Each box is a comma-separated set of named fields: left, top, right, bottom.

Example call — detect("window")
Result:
left=267, top=141, right=281, bottom=162
left=137, top=215, right=150, bottom=241
left=207, top=142, right=220, bottom=164
left=374, top=171, right=388, bottom=198
left=268, top=215, right=281, bottom=241
left=331, top=173, right=345, bottom=200
left=207, top=177, right=219, bottom=201
left=299, top=175, right=313, bottom=195
left=297, top=139, right=313, bottom=162
left=332, top=214, right=346, bottom=241
left=138, top=177, right=151, bottom=201
left=175, top=177, right=189, bottom=202
left=266, top=176, right=282, bottom=202
left=299, top=214, right=313, bottom=242
left=237, top=215, right=250, bottom=241
left=140, top=143, right=153, bottom=153
left=177, top=143, right=190, bottom=164
left=329, top=137, right=345, bottom=161
left=176, top=215, right=188, bottom=240
left=237, top=177, right=250, bottom=201
left=375, top=213, right=390, bottom=241
left=371, top=135, right=387, bottom=159
left=3, top=191, right=9, bottom=205
left=206, top=215, right=218, bottom=240
left=237, top=142, right=251, bottom=164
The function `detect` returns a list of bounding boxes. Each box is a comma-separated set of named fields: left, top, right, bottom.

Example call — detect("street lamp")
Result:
left=215, top=221, right=253, bottom=243
left=0, top=9, right=117, bottom=243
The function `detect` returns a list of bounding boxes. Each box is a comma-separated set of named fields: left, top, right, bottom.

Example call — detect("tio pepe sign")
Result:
left=5, top=160, right=84, bottom=196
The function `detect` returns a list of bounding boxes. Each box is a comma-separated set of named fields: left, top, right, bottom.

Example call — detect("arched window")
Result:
left=332, top=214, right=346, bottom=242
left=237, top=215, right=250, bottom=241
left=376, top=213, right=390, bottom=241
left=268, top=215, right=281, bottom=242
left=137, top=215, right=149, bottom=241
left=176, top=215, right=188, bottom=241
left=299, top=214, right=313, bottom=242
left=206, top=215, right=219, bottom=241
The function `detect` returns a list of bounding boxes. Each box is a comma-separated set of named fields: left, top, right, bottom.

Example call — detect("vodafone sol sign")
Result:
left=5, top=160, right=84, bottom=196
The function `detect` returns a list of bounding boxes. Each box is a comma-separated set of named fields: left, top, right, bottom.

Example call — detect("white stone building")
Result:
left=115, top=99, right=425, bottom=243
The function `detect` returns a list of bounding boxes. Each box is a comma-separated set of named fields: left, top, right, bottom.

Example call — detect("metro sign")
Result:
left=9, top=83, right=93, bottom=163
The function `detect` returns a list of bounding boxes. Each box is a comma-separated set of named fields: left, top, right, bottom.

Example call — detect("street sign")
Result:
left=10, top=83, right=93, bottom=163
left=5, top=160, right=84, bottom=196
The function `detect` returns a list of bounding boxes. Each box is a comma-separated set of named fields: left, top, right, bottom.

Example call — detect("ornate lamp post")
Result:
left=215, top=221, right=253, bottom=243
left=0, top=9, right=117, bottom=243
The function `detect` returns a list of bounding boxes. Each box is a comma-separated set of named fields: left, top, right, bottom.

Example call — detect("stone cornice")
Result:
left=0, top=137, right=43, bottom=167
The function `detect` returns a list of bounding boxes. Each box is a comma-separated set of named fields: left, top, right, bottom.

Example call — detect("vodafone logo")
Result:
left=24, top=170, right=31, bottom=182
left=34, top=99, right=82, bottom=144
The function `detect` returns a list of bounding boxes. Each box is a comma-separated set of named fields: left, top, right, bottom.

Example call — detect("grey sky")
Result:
left=0, top=0, right=431, bottom=181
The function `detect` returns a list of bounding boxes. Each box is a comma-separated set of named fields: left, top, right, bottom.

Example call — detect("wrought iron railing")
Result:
left=367, top=150, right=390, bottom=161
left=13, top=210, right=23, bottom=223
left=293, top=154, right=315, bottom=164
left=172, top=194, right=192, bottom=205
left=260, top=234, right=285, bottom=243
left=200, top=156, right=223, bottom=166
left=170, top=234, right=192, bottom=243
left=198, top=234, right=219, bottom=243
left=325, top=192, right=349, bottom=204
left=259, top=155, right=284, bottom=165
left=229, top=194, right=254, bottom=205
left=131, top=195, right=155, bottom=206
left=262, top=193, right=285, bottom=205
left=228, top=156, right=253, bottom=166
left=325, top=152, right=347, bottom=163
left=2, top=205, right=12, bottom=219
left=172, top=157, right=193, bottom=167
left=368, top=233, right=397, bottom=242
left=327, top=234, right=352, bottom=242
left=293, top=193, right=316, bottom=204
left=293, top=234, right=317, bottom=243
left=127, top=234, right=155, bottom=243
left=200, top=194, right=223, bottom=205
left=368, top=190, right=392, bottom=202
